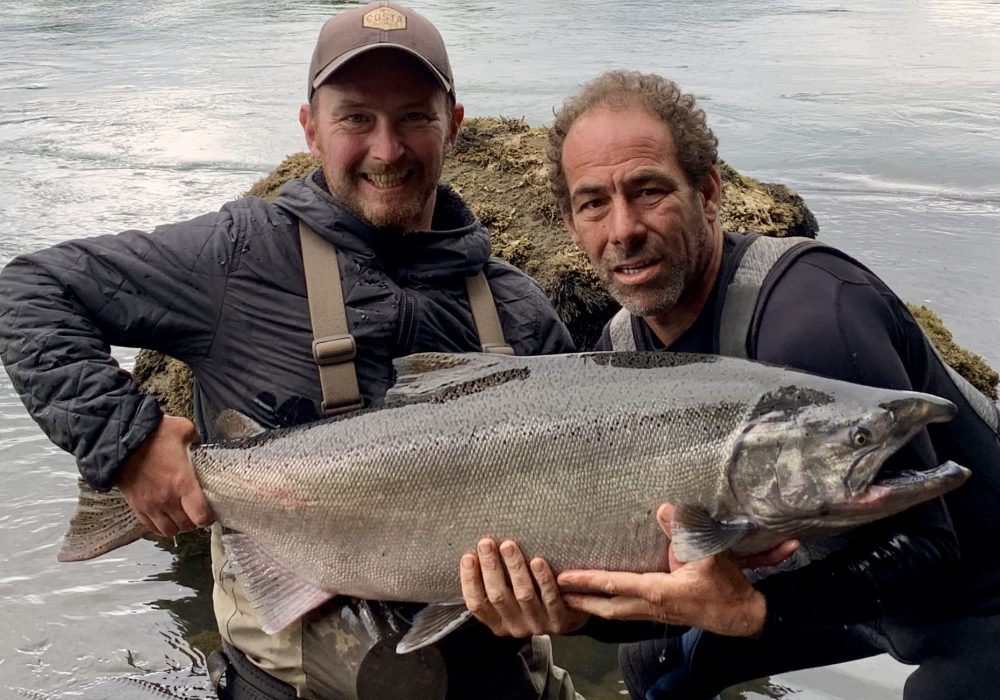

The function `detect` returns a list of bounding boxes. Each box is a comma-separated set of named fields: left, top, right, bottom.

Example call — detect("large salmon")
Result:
left=58, top=351, right=969, bottom=652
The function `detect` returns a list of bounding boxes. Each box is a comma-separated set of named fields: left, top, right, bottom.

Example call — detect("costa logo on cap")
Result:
left=363, top=7, right=406, bottom=31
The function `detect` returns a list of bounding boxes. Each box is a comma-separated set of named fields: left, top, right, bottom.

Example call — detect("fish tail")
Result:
left=57, top=480, right=148, bottom=562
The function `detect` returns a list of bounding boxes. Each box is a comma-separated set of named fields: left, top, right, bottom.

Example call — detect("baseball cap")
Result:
left=307, top=2, right=454, bottom=101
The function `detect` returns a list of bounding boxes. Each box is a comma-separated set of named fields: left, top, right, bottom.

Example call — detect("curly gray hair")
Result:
left=548, top=71, right=719, bottom=214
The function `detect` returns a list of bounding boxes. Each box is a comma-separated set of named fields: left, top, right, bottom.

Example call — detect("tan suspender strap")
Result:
left=298, top=221, right=363, bottom=416
left=465, top=273, right=515, bottom=355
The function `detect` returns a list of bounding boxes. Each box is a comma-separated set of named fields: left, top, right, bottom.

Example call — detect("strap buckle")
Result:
left=321, top=397, right=365, bottom=416
left=312, top=334, right=356, bottom=366
left=481, top=343, right=515, bottom=355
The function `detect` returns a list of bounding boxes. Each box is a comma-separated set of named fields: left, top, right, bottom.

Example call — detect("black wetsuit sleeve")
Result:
left=750, top=252, right=959, bottom=634
left=0, top=212, right=236, bottom=490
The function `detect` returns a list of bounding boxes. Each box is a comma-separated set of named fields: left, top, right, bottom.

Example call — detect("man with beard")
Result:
left=462, top=70, right=1000, bottom=700
left=0, top=4, right=582, bottom=699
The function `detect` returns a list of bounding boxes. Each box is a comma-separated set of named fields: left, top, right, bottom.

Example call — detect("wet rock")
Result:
left=132, top=349, right=193, bottom=418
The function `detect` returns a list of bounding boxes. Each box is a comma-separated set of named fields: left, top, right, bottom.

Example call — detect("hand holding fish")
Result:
left=556, top=505, right=798, bottom=637
left=117, top=415, right=214, bottom=537
left=460, top=538, right=589, bottom=637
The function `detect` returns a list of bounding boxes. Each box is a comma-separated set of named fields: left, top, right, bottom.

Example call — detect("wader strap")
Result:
left=609, top=308, right=637, bottom=351
left=718, top=235, right=823, bottom=358
left=299, top=220, right=363, bottom=416
left=465, top=272, right=515, bottom=354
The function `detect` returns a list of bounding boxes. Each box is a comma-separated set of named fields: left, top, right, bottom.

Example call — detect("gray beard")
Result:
left=607, top=268, right=685, bottom=319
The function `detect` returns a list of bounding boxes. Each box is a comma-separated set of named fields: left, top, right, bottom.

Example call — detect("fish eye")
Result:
left=850, top=427, right=872, bottom=447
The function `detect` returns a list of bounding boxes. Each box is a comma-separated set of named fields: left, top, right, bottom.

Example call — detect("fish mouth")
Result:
left=844, top=394, right=958, bottom=494
left=836, top=460, right=970, bottom=515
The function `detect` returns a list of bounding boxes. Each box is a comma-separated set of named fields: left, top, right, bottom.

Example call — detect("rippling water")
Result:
left=1, top=1, right=998, bottom=697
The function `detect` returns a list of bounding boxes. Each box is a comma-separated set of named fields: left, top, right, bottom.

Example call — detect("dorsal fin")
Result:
left=386, top=352, right=530, bottom=407
left=214, top=409, right=267, bottom=440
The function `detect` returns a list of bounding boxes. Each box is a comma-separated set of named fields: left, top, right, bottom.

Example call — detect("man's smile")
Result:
left=362, top=169, right=412, bottom=189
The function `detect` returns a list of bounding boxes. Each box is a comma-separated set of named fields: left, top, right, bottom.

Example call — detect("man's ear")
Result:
left=446, top=102, right=465, bottom=150
left=700, top=166, right=723, bottom=224
left=300, top=103, right=321, bottom=159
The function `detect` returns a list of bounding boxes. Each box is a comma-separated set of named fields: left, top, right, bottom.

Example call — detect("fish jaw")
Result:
left=834, top=460, right=970, bottom=519
left=731, top=461, right=971, bottom=555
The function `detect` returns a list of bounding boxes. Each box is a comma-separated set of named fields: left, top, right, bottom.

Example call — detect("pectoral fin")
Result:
left=222, top=532, right=333, bottom=634
left=396, top=601, right=472, bottom=654
left=671, top=505, right=754, bottom=562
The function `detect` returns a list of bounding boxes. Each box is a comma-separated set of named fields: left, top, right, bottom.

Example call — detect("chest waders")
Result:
left=209, top=221, right=516, bottom=700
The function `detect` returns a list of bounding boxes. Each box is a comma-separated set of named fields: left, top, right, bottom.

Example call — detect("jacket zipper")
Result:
left=396, top=290, right=417, bottom=353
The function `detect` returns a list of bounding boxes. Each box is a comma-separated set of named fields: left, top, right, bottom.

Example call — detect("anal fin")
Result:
left=222, top=532, right=333, bottom=634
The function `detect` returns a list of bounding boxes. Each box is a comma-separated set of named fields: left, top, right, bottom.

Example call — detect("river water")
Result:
left=1, top=1, right=998, bottom=698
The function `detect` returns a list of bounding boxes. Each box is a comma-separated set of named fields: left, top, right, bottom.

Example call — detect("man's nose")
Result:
left=368, top=120, right=405, bottom=163
left=608, top=201, right=647, bottom=248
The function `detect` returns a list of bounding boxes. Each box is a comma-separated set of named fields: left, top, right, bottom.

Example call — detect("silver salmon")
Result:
left=58, top=351, right=969, bottom=652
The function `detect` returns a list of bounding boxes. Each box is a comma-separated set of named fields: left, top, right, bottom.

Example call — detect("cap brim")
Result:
left=311, top=44, right=453, bottom=98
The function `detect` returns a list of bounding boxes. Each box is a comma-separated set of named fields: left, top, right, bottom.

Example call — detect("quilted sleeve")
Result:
left=0, top=210, right=237, bottom=489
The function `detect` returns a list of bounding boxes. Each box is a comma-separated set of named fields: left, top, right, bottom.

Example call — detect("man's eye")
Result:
left=403, top=112, right=431, bottom=122
left=344, top=114, right=368, bottom=124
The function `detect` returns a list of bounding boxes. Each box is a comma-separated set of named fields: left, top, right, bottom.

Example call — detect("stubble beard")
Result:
left=326, top=164, right=437, bottom=232
left=601, top=220, right=710, bottom=320
left=602, top=263, right=686, bottom=319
